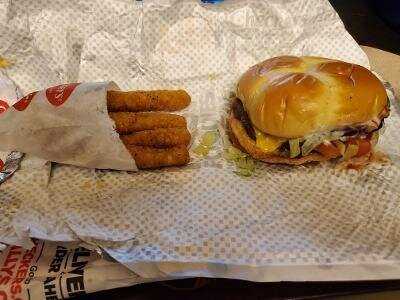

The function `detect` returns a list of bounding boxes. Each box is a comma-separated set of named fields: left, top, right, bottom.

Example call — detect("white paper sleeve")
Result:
left=0, top=82, right=137, bottom=171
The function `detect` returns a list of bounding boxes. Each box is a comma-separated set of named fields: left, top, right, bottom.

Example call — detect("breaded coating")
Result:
left=107, top=90, right=191, bottom=112
left=109, top=112, right=187, bottom=134
left=127, top=145, right=190, bottom=169
left=121, top=128, right=191, bottom=147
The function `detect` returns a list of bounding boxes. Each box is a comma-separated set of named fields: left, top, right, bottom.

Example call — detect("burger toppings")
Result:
left=231, top=97, right=383, bottom=161
left=288, top=138, right=301, bottom=158
left=300, top=130, right=345, bottom=156
left=298, top=134, right=375, bottom=160
left=315, top=142, right=342, bottom=158
left=255, top=128, right=286, bottom=154
left=342, top=143, right=360, bottom=161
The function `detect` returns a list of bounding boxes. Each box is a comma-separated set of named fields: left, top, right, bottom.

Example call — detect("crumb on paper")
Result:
left=81, top=181, right=92, bottom=189
left=208, top=73, right=218, bottom=81
left=0, top=57, right=12, bottom=68
left=95, top=181, right=108, bottom=189
left=81, top=180, right=109, bottom=190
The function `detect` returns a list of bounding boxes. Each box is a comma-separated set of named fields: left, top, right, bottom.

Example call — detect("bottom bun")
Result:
left=227, top=113, right=330, bottom=165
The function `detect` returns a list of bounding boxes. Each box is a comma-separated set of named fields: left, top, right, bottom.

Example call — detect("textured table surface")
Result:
left=362, top=46, right=400, bottom=96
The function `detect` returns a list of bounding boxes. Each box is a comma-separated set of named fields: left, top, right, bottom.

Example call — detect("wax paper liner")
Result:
left=1, top=0, right=400, bottom=282
left=0, top=151, right=24, bottom=183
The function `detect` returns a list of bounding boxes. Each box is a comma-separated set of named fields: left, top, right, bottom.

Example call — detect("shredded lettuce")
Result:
left=371, top=131, right=379, bottom=147
left=224, top=145, right=247, bottom=161
left=193, top=145, right=209, bottom=156
left=201, top=131, right=218, bottom=146
left=234, top=168, right=253, bottom=177
left=224, top=146, right=256, bottom=177
left=193, top=131, right=219, bottom=156
left=343, top=143, right=359, bottom=160
left=289, top=138, right=300, bottom=158
left=301, top=131, right=344, bottom=156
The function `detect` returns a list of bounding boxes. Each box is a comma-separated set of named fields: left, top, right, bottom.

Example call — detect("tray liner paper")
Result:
left=1, top=0, right=400, bottom=282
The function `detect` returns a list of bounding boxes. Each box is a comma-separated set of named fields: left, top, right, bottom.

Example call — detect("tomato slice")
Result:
left=315, top=142, right=341, bottom=158
left=347, top=137, right=371, bottom=157
left=316, top=137, right=372, bottom=159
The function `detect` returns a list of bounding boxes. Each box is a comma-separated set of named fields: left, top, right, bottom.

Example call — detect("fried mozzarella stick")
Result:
left=127, top=145, right=190, bottom=169
left=107, top=90, right=191, bottom=112
left=109, top=112, right=187, bottom=134
left=121, top=128, right=191, bottom=147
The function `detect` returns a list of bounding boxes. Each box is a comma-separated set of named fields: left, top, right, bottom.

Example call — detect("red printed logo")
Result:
left=0, top=159, right=4, bottom=171
left=0, top=100, right=9, bottom=114
left=46, top=83, right=80, bottom=107
left=13, top=91, right=38, bottom=111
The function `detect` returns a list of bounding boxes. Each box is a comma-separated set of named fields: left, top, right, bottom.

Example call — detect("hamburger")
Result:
left=227, top=56, right=390, bottom=167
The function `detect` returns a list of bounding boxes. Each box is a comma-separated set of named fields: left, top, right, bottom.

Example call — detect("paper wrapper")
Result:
left=0, top=81, right=137, bottom=171
left=0, top=240, right=158, bottom=300
left=1, top=0, right=400, bottom=282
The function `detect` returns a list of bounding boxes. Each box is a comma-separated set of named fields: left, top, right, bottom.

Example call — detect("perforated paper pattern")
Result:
left=1, top=0, right=400, bottom=281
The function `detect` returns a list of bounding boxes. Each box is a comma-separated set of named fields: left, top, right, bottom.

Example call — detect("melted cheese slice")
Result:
left=254, top=128, right=286, bottom=153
